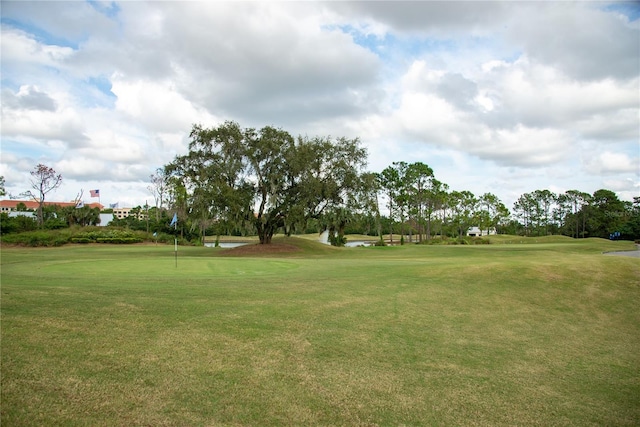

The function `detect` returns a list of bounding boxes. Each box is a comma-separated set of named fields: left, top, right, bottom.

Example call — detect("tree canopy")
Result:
left=161, top=122, right=638, bottom=244
left=166, top=121, right=368, bottom=244
left=2, top=152, right=637, bottom=243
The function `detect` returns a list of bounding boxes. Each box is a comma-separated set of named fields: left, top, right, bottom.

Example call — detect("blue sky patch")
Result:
left=87, top=76, right=116, bottom=99
left=603, top=2, right=640, bottom=21
left=75, top=76, right=117, bottom=109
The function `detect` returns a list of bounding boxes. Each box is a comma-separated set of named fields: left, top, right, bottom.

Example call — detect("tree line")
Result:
left=157, top=122, right=639, bottom=244
left=512, top=188, right=638, bottom=240
left=2, top=122, right=638, bottom=243
left=0, top=203, right=102, bottom=234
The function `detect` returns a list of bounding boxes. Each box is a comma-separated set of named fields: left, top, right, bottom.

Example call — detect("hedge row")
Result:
left=70, top=237, right=143, bottom=244
left=71, top=230, right=144, bottom=244
left=1, top=227, right=157, bottom=247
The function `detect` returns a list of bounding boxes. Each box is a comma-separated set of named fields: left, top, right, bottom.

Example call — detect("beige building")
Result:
left=113, top=207, right=148, bottom=220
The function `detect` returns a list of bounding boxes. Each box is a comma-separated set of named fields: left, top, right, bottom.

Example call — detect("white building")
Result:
left=467, top=226, right=497, bottom=237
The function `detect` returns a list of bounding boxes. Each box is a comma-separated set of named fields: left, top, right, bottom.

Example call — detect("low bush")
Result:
left=447, top=237, right=469, bottom=245
left=1, top=227, right=150, bottom=247
left=95, top=237, right=143, bottom=244
left=70, top=237, right=92, bottom=244
left=74, top=229, right=146, bottom=244
left=1, top=229, right=73, bottom=247
left=472, top=237, right=490, bottom=245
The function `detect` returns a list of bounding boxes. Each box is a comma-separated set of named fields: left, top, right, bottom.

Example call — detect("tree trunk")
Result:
left=258, top=220, right=274, bottom=244
left=408, top=218, right=413, bottom=243
left=337, top=223, right=346, bottom=247
left=375, top=194, right=383, bottom=242
left=257, top=222, right=274, bottom=244
left=260, top=234, right=273, bottom=244
left=399, top=207, right=405, bottom=245
left=37, top=201, right=44, bottom=228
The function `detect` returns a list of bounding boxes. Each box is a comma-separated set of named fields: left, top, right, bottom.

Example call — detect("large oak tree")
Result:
left=166, top=121, right=368, bottom=244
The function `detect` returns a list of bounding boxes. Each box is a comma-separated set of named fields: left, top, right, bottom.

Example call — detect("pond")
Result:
left=204, top=242, right=250, bottom=248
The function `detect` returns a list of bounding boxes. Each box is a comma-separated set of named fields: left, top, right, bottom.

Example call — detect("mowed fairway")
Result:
left=2, top=237, right=639, bottom=426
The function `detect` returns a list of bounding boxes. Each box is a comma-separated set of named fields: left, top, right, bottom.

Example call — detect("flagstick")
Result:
left=170, top=213, right=178, bottom=268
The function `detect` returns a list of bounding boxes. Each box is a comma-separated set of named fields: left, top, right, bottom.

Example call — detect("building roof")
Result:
left=0, top=199, right=104, bottom=210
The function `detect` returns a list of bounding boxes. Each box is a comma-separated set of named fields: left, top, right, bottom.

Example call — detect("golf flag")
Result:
left=170, top=212, right=178, bottom=228
left=90, top=189, right=100, bottom=198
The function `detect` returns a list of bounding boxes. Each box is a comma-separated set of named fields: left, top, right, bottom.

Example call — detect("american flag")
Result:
left=90, top=189, right=100, bottom=197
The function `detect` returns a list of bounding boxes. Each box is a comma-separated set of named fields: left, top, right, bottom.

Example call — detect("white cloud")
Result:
left=77, top=130, right=145, bottom=164
left=0, top=27, right=74, bottom=67
left=327, top=1, right=511, bottom=37
left=2, top=85, right=57, bottom=111
left=55, top=157, right=109, bottom=180
left=575, top=108, right=640, bottom=142
left=584, top=151, right=640, bottom=175
left=505, top=2, right=640, bottom=81
left=479, top=57, right=639, bottom=130
left=181, top=3, right=377, bottom=122
left=1, top=101, right=88, bottom=146
left=477, top=125, right=575, bottom=167
left=111, top=76, right=216, bottom=134
left=603, top=177, right=639, bottom=192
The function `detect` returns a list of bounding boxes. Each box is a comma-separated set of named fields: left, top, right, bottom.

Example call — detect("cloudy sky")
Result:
left=1, top=1, right=638, bottom=210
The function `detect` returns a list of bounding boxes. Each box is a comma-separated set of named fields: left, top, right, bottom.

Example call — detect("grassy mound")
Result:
left=216, top=236, right=340, bottom=257
left=487, top=234, right=578, bottom=244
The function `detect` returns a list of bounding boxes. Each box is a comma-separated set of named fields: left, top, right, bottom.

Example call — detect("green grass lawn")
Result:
left=1, top=237, right=639, bottom=426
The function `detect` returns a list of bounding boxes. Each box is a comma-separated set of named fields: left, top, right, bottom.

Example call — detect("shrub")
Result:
left=73, top=228, right=146, bottom=243
left=1, top=227, right=151, bottom=247
left=0, top=213, right=38, bottom=234
left=472, top=237, right=490, bottom=245
left=52, top=237, right=68, bottom=247
left=0, top=230, right=72, bottom=247
left=44, top=218, right=68, bottom=230
left=95, top=237, right=143, bottom=244
left=447, top=237, right=470, bottom=245
left=70, top=238, right=92, bottom=244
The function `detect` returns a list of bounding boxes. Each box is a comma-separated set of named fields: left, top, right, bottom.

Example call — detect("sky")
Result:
left=1, top=1, right=639, bottom=210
